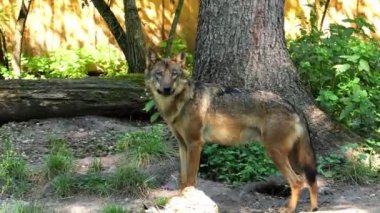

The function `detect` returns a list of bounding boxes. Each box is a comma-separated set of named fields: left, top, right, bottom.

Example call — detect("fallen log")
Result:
left=0, top=77, right=149, bottom=124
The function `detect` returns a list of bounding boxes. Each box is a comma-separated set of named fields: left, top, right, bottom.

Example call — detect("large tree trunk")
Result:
left=0, top=78, right=147, bottom=124
left=92, top=0, right=146, bottom=73
left=193, top=0, right=358, bottom=153
left=11, top=0, right=33, bottom=78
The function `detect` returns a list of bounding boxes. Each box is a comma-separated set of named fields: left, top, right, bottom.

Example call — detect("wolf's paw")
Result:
left=310, top=206, right=319, bottom=212
left=279, top=207, right=293, bottom=213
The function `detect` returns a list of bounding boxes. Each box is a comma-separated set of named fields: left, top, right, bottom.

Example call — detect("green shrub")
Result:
left=200, top=143, right=278, bottom=185
left=288, top=16, right=380, bottom=135
left=92, top=45, right=128, bottom=78
left=142, top=98, right=161, bottom=123
left=1, top=46, right=127, bottom=79
left=317, top=142, right=379, bottom=184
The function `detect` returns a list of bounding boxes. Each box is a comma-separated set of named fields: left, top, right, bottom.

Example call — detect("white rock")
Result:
left=163, top=186, right=218, bottom=213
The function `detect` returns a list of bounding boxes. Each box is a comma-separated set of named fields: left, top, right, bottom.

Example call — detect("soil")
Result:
left=0, top=116, right=379, bottom=213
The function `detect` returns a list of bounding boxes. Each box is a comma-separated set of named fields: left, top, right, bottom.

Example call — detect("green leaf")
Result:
left=150, top=112, right=161, bottom=123
left=323, top=171, right=335, bottom=178
left=358, top=59, right=370, bottom=72
left=340, top=55, right=360, bottom=63
left=143, top=100, right=155, bottom=112
left=324, top=90, right=338, bottom=101
left=333, top=64, right=351, bottom=76
left=159, top=41, right=167, bottom=48
left=339, top=103, right=355, bottom=120
left=357, top=153, right=368, bottom=161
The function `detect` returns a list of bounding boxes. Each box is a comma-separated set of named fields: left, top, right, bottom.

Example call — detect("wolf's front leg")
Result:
left=178, top=140, right=188, bottom=190
left=185, top=141, right=204, bottom=187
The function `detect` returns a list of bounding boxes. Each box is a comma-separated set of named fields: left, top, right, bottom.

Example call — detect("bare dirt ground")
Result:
left=0, top=116, right=379, bottom=213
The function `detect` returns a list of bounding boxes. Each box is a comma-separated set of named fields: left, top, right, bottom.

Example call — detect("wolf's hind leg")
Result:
left=266, top=147, right=303, bottom=213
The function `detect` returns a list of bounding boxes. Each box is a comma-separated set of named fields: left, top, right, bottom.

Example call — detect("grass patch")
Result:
left=101, top=203, right=128, bottom=213
left=0, top=131, right=29, bottom=196
left=51, top=174, right=76, bottom=197
left=116, top=125, right=174, bottom=166
left=78, top=173, right=113, bottom=196
left=51, top=163, right=156, bottom=197
left=44, top=138, right=73, bottom=179
left=88, top=159, right=103, bottom=173
left=0, top=201, right=45, bottom=213
left=111, top=164, right=157, bottom=196
left=154, top=197, right=169, bottom=208
left=43, top=132, right=160, bottom=197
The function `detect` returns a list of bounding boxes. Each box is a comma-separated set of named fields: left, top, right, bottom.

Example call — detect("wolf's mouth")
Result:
left=157, top=89, right=174, bottom=96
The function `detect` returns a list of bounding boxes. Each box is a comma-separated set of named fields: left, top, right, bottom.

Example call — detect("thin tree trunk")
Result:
left=165, top=0, right=185, bottom=57
left=320, top=0, right=330, bottom=30
left=0, top=28, right=9, bottom=72
left=161, top=0, right=166, bottom=40
left=91, top=0, right=129, bottom=60
left=193, top=0, right=358, bottom=153
left=0, top=77, right=147, bottom=124
left=124, top=0, right=146, bottom=73
left=11, top=0, right=32, bottom=78
left=92, top=0, right=146, bottom=73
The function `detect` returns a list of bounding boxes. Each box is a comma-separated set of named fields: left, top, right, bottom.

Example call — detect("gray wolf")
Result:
left=145, top=52, right=318, bottom=212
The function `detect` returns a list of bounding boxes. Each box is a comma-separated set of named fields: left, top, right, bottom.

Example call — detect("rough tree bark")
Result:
left=91, top=0, right=146, bottom=73
left=11, top=0, right=32, bottom=77
left=0, top=78, right=147, bottom=124
left=124, top=0, right=146, bottom=72
left=193, top=0, right=358, bottom=153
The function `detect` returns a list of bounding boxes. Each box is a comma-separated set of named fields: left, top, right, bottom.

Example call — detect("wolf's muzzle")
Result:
left=157, top=87, right=174, bottom=96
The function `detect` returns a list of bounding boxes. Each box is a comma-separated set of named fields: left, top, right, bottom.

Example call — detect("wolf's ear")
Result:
left=145, top=50, right=158, bottom=76
left=146, top=50, right=158, bottom=67
left=175, top=52, right=186, bottom=67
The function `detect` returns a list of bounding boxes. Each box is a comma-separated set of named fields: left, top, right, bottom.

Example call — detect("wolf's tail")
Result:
left=296, top=121, right=317, bottom=186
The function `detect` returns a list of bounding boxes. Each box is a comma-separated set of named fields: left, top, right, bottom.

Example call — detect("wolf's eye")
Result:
left=171, top=69, right=179, bottom=77
left=154, top=72, right=162, bottom=79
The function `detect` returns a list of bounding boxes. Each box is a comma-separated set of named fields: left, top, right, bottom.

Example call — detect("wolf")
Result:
left=144, top=52, right=318, bottom=212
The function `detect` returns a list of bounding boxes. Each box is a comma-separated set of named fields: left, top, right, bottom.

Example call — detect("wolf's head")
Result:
left=145, top=51, right=188, bottom=97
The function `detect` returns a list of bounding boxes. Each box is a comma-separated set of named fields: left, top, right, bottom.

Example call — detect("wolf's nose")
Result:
left=163, top=87, right=172, bottom=94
